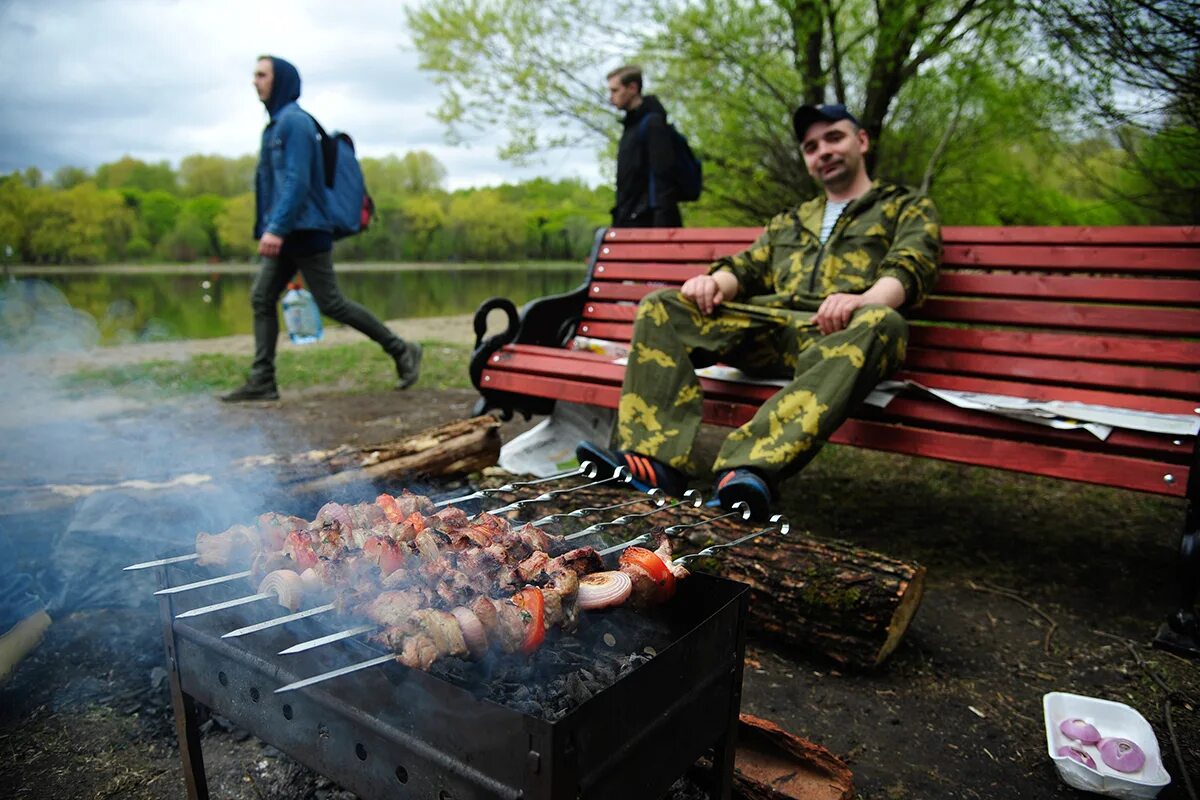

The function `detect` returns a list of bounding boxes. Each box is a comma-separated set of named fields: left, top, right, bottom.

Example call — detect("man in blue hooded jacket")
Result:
left=222, top=55, right=422, bottom=402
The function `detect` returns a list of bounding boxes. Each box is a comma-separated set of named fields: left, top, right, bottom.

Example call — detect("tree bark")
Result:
left=710, top=533, right=925, bottom=669
left=471, top=479, right=925, bottom=668
left=288, top=416, right=501, bottom=495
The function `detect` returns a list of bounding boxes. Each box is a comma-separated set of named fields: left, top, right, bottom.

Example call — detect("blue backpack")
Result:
left=309, top=115, right=376, bottom=239
left=639, top=113, right=703, bottom=204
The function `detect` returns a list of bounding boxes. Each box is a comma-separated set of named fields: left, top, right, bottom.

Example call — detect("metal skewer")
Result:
left=154, top=570, right=252, bottom=595
left=275, top=654, right=396, bottom=694
left=528, top=489, right=663, bottom=526
left=124, top=552, right=200, bottom=571
left=175, top=591, right=277, bottom=619
left=279, top=624, right=377, bottom=655
left=565, top=489, right=703, bottom=540
left=433, top=461, right=599, bottom=507
left=273, top=510, right=790, bottom=692
left=132, top=464, right=602, bottom=573
left=221, top=602, right=337, bottom=638
left=673, top=515, right=790, bottom=566
left=597, top=501, right=751, bottom=557
left=481, top=466, right=632, bottom=517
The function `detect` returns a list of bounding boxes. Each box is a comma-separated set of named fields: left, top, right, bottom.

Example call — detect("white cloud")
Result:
left=0, top=0, right=605, bottom=188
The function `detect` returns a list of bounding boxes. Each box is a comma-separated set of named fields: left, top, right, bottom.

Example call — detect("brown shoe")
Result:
left=0, top=609, right=51, bottom=685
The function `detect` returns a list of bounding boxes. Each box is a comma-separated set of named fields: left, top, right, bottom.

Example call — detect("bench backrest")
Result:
left=579, top=226, right=1200, bottom=420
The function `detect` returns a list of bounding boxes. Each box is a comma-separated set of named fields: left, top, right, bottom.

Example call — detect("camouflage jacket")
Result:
left=709, top=181, right=942, bottom=311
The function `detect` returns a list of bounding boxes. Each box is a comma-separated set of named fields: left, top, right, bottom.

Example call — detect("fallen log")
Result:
left=470, top=477, right=924, bottom=669
left=709, top=533, right=925, bottom=670
left=288, top=416, right=501, bottom=495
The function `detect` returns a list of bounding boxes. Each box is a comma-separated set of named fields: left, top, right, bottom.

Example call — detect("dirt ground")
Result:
left=0, top=376, right=1196, bottom=800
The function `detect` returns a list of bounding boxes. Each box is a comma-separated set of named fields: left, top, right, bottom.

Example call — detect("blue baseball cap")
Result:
left=793, top=103, right=862, bottom=141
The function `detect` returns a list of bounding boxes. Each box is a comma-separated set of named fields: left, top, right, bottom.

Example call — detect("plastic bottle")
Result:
left=281, top=282, right=323, bottom=344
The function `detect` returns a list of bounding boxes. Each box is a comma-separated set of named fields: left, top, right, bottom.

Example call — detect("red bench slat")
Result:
left=943, top=226, right=1200, bottom=245
left=480, top=367, right=1188, bottom=497
left=942, top=244, right=1200, bottom=271
left=908, top=327, right=1200, bottom=369
left=918, top=298, right=1200, bottom=336
left=933, top=273, right=1200, bottom=304
left=904, top=348, right=1199, bottom=397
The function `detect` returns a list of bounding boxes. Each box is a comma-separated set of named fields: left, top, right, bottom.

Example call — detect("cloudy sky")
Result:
left=0, top=0, right=607, bottom=189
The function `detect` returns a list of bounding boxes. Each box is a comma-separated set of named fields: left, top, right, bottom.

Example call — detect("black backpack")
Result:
left=308, top=114, right=376, bottom=239
left=639, top=113, right=703, bottom=204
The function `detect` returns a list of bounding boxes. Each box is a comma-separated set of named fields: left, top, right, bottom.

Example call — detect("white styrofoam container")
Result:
left=1043, top=692, right=1171, bottom=799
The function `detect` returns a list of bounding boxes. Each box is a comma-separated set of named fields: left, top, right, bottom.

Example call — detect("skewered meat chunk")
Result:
left=361, top=590, right=424, bottom=628
left=196, top=524, right=259, bottom=567
left=376, top=491, right=434, bottom=523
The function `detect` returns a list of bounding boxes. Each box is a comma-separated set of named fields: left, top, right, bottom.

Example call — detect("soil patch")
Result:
left=1, top=386, right=1195, bottom=799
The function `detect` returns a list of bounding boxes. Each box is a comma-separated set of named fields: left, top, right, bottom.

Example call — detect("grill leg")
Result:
left=710, top=593, right=749, bottom=800
left=159, top=569, right=210, bottom=799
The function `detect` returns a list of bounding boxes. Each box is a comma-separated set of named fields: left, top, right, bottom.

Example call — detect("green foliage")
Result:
left=94, top=156, right=177, bottom=194
left=214, top=193, right=257, bottom=259
left=24, top=182, right=135, bottom=264
left=178, top=154, right=257, bottom=198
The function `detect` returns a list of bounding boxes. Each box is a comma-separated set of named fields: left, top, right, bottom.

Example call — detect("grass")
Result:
left=62, top=339, right=475, bottom=397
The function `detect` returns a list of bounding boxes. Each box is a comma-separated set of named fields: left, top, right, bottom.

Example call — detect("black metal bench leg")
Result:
left=1154, top=440, right=1200, bottom=658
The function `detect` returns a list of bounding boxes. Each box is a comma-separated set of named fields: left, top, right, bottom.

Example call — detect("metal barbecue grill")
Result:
left=140, top=469, right=775, bottom=800
left=159, top=564, right=747, bottom=800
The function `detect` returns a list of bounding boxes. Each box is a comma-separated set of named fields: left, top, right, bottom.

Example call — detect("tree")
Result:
left=25, top=183, right=135, bottom=264
left=179, top=154, right=257, bottom=197
left=94, top=156, right=177, bottom=194
left=408, top=0, right=1027, bottom=217
left=1033, top=0, right=1199, bottom=222
left=53, top=166, right=91, bottom=190
left=361, top=152, right=448, bottom=200
left=214, top=193, right=257, bottom=260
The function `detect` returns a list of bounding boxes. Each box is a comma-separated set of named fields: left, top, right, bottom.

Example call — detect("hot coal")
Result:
left=410, top=605, right=674, bottom=721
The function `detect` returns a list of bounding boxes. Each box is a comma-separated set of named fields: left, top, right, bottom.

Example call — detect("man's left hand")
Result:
left=811, top=292, right=867, bottom=335
left=258, top=232, right=283, bottom=258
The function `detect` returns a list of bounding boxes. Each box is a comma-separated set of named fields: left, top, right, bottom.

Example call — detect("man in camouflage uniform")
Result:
left=578, top=103, right=941, bottom=519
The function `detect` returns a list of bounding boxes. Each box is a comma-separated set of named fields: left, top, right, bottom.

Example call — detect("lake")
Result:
left=7, top=262, right=586, bottom=344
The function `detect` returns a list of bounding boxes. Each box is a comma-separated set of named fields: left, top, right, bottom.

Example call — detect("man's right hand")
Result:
left=681, top=271, right=738, bottom=315
left=258, top=232, right=283, bottom=258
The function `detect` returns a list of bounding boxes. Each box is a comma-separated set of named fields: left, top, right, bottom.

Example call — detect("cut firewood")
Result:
left=469, top=477, right=924, bottom=669
left=288, top=416, right=501, bottom=495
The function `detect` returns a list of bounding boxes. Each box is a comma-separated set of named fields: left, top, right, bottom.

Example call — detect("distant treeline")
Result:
left=0, top=152, right=613, bottom=265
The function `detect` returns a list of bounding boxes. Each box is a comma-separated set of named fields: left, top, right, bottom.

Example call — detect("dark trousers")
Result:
left=614, top=203, right=683, bottom=228
left=250, top=249, right=406, bottom=382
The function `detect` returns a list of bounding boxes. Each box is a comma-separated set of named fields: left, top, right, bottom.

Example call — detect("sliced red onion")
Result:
left=1098, top=737, right=1145, bottom=773
left=1059, top=718, right=1101, bottom=745
left=578, top=571, right=633, bottom=610
left=315, top=502, right=353, bottom=532
left=1057, top=746, right=1097, bottom=770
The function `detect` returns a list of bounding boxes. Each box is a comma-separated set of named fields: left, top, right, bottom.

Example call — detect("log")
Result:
left=710, top=534, right=925, bottom=670
left=470, top=478, right=924, bottom=668
left=289, top=416, right=501, bottom=495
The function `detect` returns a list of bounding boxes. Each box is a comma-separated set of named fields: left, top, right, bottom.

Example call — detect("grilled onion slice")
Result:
left=578, top=571, right=633, bottom=610
left=258, top=569, right=305, bottom=611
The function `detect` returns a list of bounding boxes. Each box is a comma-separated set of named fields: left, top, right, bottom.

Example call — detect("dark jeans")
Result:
left=0, top=560, right=44, bottom=634
left=250, top=249, right=407, bottom=382
left=613, top=203, right=683, bottom=228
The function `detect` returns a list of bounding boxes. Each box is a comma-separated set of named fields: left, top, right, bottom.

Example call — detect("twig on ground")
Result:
left=968, top=581, right=1058, bottom=654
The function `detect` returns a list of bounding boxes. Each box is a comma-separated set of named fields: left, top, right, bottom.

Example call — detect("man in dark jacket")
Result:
left=607, top=65, right=682, bottom=228
left=222, top=55, right=422, bottom=402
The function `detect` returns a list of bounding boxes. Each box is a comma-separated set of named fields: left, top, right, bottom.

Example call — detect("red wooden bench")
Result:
left=469, top=225, right=1200, bottom=655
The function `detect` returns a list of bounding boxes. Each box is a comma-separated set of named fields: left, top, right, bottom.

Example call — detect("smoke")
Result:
left=0, top=278, right=311, bottom=615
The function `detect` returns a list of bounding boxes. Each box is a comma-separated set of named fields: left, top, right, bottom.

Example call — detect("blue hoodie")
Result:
left=253, top=56, right=332, bottom=244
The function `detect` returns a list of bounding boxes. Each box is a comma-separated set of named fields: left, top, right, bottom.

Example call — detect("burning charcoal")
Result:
left=564, top=673, right=593, bottom=706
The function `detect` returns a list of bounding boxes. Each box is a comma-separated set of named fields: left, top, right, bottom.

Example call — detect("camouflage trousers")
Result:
left=616, top=288, right=909, bottom=486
